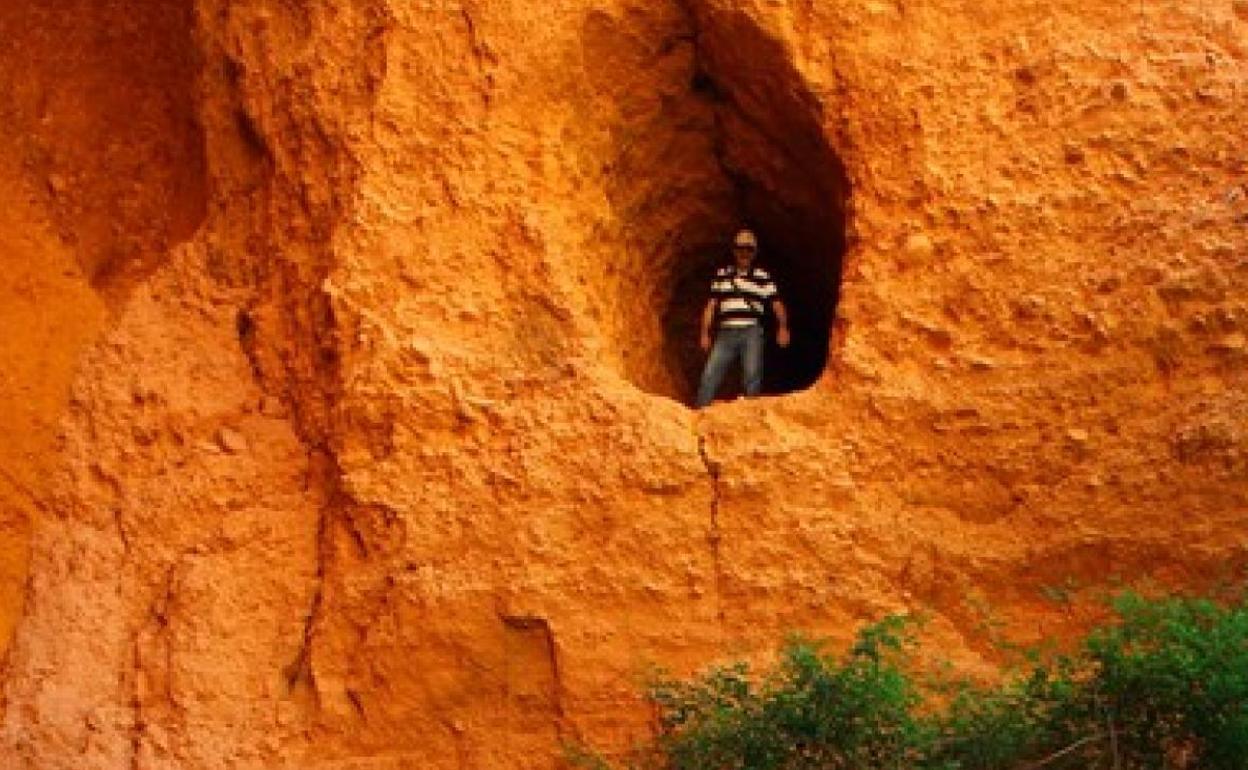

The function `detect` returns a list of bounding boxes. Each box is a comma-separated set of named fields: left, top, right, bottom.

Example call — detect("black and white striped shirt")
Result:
left=711, top=265, right=779, bottom=328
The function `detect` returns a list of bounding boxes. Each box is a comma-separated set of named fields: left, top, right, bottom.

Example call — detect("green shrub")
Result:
left=646, top=616, right=929, bottom=770
left=1084, top=593, right=1248, bottom=769
left=569, top=591, right=1248, bottom=770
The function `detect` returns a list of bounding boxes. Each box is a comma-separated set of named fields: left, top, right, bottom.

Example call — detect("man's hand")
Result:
left=700, top=331, right=713, bottom=352
left=772, top=300, right=791, bottom=349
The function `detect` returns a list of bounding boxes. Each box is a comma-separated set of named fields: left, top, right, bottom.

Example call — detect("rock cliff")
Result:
left=1, top=0, right=1246, bottom=767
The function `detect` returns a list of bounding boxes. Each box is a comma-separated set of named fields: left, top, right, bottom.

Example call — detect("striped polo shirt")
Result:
left=711, top=265, right=778, bottom=328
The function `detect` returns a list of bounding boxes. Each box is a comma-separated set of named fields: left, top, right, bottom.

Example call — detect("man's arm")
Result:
left=773, top=299, right=791, bottom=348
left=699, top=299, right=717, bottom=351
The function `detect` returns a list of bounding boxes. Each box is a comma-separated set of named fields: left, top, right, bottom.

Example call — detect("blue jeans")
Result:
left=695, top=324, right=764, bottom=408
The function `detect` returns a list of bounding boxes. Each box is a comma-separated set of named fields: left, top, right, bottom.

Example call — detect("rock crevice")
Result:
left=696, top=431, right=726, bottom=625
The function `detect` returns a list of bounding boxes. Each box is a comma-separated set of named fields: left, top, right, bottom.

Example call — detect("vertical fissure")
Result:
left=128, top=634, right=143, bottom=770
left=127, top=562, right=178, bottom=770
left=283, top=451, right=344, bottom=702
left=199, top=0, right=394, bottom=714
left=696, top=433, right=726, bottom=625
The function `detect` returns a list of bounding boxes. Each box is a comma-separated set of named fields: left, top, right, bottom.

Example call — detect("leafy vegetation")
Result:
left=569, top=592, right=1248, bottom=769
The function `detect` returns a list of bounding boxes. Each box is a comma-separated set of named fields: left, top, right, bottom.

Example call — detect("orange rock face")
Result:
left=1, top=0, right=1247, bottom=768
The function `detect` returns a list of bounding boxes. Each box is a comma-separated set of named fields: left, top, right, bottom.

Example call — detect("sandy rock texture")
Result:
left=1, top=0, right=1247, bottom=768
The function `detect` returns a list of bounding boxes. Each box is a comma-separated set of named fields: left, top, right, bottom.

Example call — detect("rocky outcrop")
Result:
left=1, top=0, right=1246, bottom=768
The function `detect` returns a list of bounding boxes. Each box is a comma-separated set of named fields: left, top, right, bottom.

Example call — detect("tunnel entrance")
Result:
left=596, top=6, right=850, bottom=406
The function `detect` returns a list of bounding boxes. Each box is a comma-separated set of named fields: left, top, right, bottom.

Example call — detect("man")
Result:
left=694, top=228, right=790, bottom=408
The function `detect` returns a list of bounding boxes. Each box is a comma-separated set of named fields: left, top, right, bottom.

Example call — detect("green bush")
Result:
left=647, top=616, right=929, bottom=770
left=1085, top=593, right=1248, bottom=769
left=569, top=591, right=1248, bottom=770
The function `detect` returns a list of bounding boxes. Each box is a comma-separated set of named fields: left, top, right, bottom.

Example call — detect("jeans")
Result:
left=695, top=324, right=764, bottom=408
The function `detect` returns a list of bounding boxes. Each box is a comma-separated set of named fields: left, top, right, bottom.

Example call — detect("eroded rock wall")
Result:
left=1, top=0, right=1246, bottom=768
left=0, top=0, right=203, bottom=675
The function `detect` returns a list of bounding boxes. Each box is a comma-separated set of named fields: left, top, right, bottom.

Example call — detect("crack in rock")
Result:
left=696, top=432, right=726, bottom=625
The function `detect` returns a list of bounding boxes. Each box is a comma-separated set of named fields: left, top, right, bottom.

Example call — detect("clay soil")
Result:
left=1, top=1, right=1247, bottom=768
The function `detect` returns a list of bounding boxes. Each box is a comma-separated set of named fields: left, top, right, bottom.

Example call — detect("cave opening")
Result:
left=662, top=182, right=847, bottom=404
left=601, top=8, right=850, bottom=406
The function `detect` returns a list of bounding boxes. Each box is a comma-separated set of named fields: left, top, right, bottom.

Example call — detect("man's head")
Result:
left=733, top=228, right=758, bottom=268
